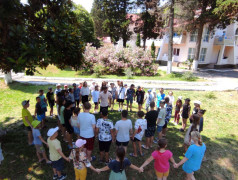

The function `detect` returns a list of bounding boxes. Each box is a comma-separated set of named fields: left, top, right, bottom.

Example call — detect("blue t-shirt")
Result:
left=108, top=158, right=131, bottom=173
left=183, top=143, right=206, bottom=172
left=32, top=128, right=42, bottom=145
left=157, top=93, right=165, bottom=107
left=73, top=88, right=80, bottom=100
left=39, top=95, right=47, bottom=108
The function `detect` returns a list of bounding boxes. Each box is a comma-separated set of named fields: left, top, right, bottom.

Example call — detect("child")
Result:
left=126, top=84, right=135, bottom=112
left=156, top=88, right=165, bottom=111
left=115, top=110, right=132, bottom=152
left=136, top=86, right=145, bottom=111
left=190, top=100, right=201, bottom=124
left=77, top=102, right=96, bottom=161
left=34, top=96, right=45, bottom=128
left=162, top=97, right=173, bottom=136
left=70, top=108, right=81, bottom=138
left=47, top=87, right=55, bottom=116
left=57, top=97, right=66, bottom=141
left=173, top=96, right=182, bottom=125
left=108, top=83, right=118, bottom=111
left=154, top=100, right=166, bottom=143
left=47, top=127, right=70, bottom=180
left=145, top=89, right=153, bottom=112
left=142, top=101, right=158, bottom=150
left=98, top=147, right=142, bottom=179
left=99, top=86, right=112, bottom=113
left=184, top=114, right=200, bottom=152
left=168, top=91, right=175, bottom=106
left=140, top=139, right=176, bottom=180
left=64, top=85, right=68, bottom=91
left=92, top=85, right=100, bottom=113
left=174, top=132, right=206, bottom=180
left=55, top=84, right=62, bottom=101
left=68, top=88, right=75, bottom=111
left=80, top=81, right=90, bottom=104
left=117, top=81, right=126, bottom=112
left=64, top=101, right=74, bottom=149
left=96, top=109, right=114, bottom=164
left=69, top=139, right=99, bottom=180
left=39, top=89, right=47, bottom=126
left=130, top=111, right=147, bottom=157
left=31, top=120, right=51, bottom=164
left=152, top=89, right=157, bottom=102
left=198, top=109, right=206, bottom=133
left=22, top=100, right=33, bottom=145
left=180, top=98, right=191, bottom=132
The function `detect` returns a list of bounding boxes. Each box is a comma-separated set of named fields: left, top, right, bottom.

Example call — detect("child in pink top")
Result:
left=140, top=139, right=176, bottom=180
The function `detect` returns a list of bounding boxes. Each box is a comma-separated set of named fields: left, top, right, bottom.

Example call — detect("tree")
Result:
left=151, top=41, right=156, bottom=58
left=136, top=33, right=141, bottom=47
left=102, top=0, right=133, bottom=47
left=167, top=0, right=174, bottom=74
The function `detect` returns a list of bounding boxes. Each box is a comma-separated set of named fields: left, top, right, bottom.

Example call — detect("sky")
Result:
left=20, top=0, right=94, bottom=13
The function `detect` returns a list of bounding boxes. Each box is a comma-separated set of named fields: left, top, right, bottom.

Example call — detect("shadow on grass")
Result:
left=0, top=114, right=237, bottom=180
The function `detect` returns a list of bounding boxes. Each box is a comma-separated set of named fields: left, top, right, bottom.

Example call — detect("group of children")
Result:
left=20, top=80, right=207, bottom=180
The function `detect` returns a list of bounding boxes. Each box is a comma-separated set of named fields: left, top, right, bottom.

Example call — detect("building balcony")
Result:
left=164, top=34, right=186, bottom=44
left=214, top=36, right=234, bottom=46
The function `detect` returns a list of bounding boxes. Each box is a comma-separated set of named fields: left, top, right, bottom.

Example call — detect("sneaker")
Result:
left=53, top=175, right=58, bottom=180
left=58, top=174, right=67, bottom=180
left=179, top=128, right=184, bottom=132
left=46, top=160, right=52, bottom=164
left=153, top=140, right=158, bottom=144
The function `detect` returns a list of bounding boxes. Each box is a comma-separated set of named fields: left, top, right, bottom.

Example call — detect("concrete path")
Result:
left=1, top=68, right=238, bottom=91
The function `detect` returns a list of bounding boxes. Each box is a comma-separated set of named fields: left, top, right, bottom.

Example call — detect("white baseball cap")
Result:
left=194, top=100, right=201, bottom=105
left=22, top=100, right=29, bottom=107
left=56, top=83, right=61, bottom=87
left=178, top=96, right=182, bottom=100
left=47, top=127, right=59, bottom=137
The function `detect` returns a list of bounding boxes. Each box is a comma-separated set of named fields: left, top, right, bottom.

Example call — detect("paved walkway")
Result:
left=1, top=68, right=238, bottom=91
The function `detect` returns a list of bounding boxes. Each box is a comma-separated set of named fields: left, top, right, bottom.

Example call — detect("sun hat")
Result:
left=56, top=83, right=61, bottom=87
left=22, top=100, right=29, bottom=107
left=178, top=96, right=182, bottom=100
left=47, top=127, right=59, bottom=137
left=194, top=100, right=201, bottom=105
left=75, top=139, right=87, bottom=148
left=32, top=120, right=41, bottom=128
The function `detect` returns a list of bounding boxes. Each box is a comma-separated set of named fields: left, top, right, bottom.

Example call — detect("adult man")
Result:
left=99, top=86, right=112, bottom=112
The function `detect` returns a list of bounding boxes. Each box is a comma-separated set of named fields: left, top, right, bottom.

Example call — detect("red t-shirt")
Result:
left=151, top=150, right=173, bottom=173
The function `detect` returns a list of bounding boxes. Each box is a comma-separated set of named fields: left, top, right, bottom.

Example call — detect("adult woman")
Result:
left=175, top=131, right=206, bottom=180
left=80, top=81, right=90, bottom=104
left=117, top=81, right=126, bottom=112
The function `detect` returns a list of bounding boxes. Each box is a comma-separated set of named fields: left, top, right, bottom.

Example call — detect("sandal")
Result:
left=141, top=145, right=149, bottom=150
left=129, top=153, right=137, bottom=157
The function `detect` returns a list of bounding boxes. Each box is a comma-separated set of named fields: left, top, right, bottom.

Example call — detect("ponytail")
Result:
left=191, top=131, right=202, bottom=146
left=75, top=148, right=80, bottom=162
left=116, top=147, right=125, bottom=172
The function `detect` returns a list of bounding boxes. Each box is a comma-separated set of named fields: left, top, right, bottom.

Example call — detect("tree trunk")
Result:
left=4, top=71, right=13, bottom=85
left=193, top=23, right=204, bottom=71
left=143, top=38, right=146, bottom=50
left=167, top=0, right=174, bottom=74
left=123, top=37, right=127, bottom=48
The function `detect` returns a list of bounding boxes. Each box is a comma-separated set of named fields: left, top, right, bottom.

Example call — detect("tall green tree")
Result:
left=102, top=0, right=134, bottom=47
left=136, top=33, right=141, bottom=47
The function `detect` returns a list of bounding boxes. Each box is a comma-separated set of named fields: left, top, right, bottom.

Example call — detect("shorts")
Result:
left=35, top=144, right=45, bottom=153
left=126, top=97, right=133, bottom=104
left=99, top=140, right=112, bottom=152
left=145, top=126, right=156, bottom=137
left=82, top=95, right=89, bottom=104
left=116, top=140, right=129, bottom=147
left=131, top=137, right=141, bottom=142
left=26, top=126, right=32, bottom=131
left=157, top=125, right=163, bottom=133
left=163, top=121, right=168, bottom=129
left=137, top=101, right=143, bottom=105
left=52, top=158, right=64, bottom=172
left=37, top=114, right=45, bottom=121
left=73, top=126, right=80, bottom=135
left=94, top=102, right=98, bottom=105
left=75, top=99, right=80, bottom=106
left=80, top=136, right=95, bottom=151
left=100, top=106, right=108, bottom=112
left=112, top=95, right=116, bottom=100
left=48, top=101, right=55, bottom=108
left=182, top=113, right=189, bottom=119
left=117, top=99, right=124, bottom=103
left=155, top=169, right=169, bottom=178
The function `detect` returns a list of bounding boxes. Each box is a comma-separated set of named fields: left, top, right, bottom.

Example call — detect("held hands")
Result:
left=95, top=168, right=101, bottom=174
left=173, top=163, right=179, bottom=168
left=138, top=167, right=144, bottom=173
left=65, top=157, right=70, bottom=162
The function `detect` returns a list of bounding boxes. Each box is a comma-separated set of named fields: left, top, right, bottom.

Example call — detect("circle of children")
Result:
left=21, top=80, right=207, bottom=180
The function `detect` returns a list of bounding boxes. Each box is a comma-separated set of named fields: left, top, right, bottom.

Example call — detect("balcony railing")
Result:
left=214, top=36, right=234, bottom=46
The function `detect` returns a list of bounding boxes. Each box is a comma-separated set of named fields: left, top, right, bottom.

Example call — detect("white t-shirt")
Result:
left=168, top=95, right=175, bottom=105
left=70, top=116, right=78, bottom=127
left=134, top=119, right=147, bottom=141
left=117, top=87, right=126, bottom=99
left=80, top=87, right=90, bottom=96
left=96, top=118, right=114, bottom=141
left=158, top=108, right=166, bottom=126
left=99, top=91, right=112, bottom=107
left=146, top=93, right=153, bottom=104
left=115, top=119, right=132, bottom=142
left=92, top=90, right=100, bottom=103
left=77, top=112, right=96, bottom=138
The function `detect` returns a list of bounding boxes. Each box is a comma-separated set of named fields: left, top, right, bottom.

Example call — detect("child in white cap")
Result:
left=47, top=127, right=70, bottom=180
left=145, top=89, right=153, bottom=112
left=69, top=139, right=99, bottom=180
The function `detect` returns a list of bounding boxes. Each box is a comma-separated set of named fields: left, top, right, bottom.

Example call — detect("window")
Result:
left=173, top=48, right=180, bottom=56
left=199, top=48, right=207, bottom=62
left=190, top=30, right=198, bottom=42
left=188, top=48, right=195, bottom=60
left=203, top=28, right=210, bottom=42
left=235, top=28, right=238, bottom=35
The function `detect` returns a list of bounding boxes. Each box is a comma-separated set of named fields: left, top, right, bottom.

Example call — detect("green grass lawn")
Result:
left=0, top=80, right=237, bottom=180
left=32, top=65, right=200, bottom=81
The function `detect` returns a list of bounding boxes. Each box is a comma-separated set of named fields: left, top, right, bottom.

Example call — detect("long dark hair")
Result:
left=58, top=97, right=65, bottom=115
left=116, top=147, right=125, bottom=172
left=189, top=114, right=200, bottom=135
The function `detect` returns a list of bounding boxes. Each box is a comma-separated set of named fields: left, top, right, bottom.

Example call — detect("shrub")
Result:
left=205, top=92, right=216, bottom=99
left=124, top=67, right=133, bottom=79
left=93, top=64, right=104, bottom=78
left=136, top=33, right=141, bottom=47
left=182, top=72, right=196, bottom=81
left=151, top=41, right=155, bottom=58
